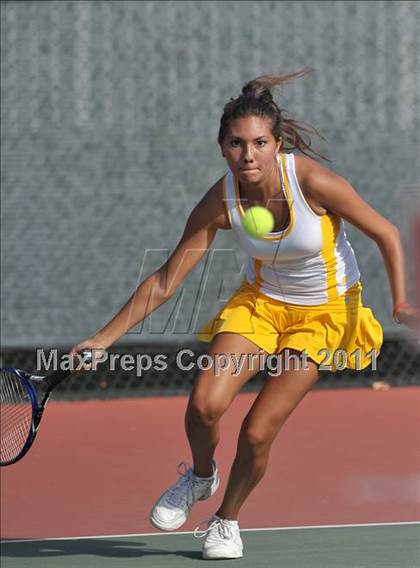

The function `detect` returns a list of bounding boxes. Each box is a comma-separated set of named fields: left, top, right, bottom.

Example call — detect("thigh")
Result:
left=190, top=332, right=268, bottom=411
left=242, top=350, right=319, bottom=442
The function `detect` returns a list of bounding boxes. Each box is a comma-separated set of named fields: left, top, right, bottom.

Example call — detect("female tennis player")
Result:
left=71, top=69, right=419, bottom=560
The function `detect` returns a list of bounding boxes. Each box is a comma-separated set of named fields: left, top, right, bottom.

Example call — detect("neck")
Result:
left=239, top=161, right=281, bottom=204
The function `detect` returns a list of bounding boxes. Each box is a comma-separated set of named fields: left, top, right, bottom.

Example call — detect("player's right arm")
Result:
left=71, top=178, right=229, bottom=355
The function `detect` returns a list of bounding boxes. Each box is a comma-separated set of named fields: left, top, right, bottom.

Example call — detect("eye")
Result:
left=230, top=139, right=240, bottom=147
left=256, top=140, right=267, bottom=147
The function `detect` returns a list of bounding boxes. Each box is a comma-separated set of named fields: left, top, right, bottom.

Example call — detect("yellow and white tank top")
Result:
left=223, top=152, right=360, bottom=305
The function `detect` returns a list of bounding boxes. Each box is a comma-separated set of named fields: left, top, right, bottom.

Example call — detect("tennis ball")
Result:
left=242, top=206, right=274, bottom=238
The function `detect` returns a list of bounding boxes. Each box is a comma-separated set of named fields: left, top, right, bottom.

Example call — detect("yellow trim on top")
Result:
left=221, top=175, right=232, bottom=228
left=253, top=258, right=263, bottom=291
left=278, top=153, right=295, bottom=239
left=233, top=153, right=294, bottom=241
left=320, top=213, right=341, bottom=302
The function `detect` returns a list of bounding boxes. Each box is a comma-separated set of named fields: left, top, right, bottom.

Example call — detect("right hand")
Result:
left=69, top=337, right=108, bottom=372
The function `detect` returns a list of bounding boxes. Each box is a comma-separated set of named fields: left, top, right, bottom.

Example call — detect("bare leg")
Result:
left=185, top=332, right=267, bottom=477
left=216, top=351, right=319, bottom=519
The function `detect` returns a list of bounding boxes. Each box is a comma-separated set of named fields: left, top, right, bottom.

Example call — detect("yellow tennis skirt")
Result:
left=198, top=279, right=383, bottom=372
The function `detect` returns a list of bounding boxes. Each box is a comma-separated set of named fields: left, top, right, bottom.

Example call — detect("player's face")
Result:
left=221, top=115, right=281, bottom=185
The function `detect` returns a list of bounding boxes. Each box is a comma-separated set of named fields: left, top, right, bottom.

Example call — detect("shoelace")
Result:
left=194, top=517, right=234, bottom=540
left=165, top=462, right=194, bottom=508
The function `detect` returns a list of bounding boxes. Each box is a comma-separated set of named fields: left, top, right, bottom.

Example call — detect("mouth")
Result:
left=240, top=168, right=259, bottom=172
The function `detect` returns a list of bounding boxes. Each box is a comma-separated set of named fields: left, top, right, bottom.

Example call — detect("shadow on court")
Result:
left=0, top=538, right=202, bottom=560
left=1, top=525, right=419, bottom=568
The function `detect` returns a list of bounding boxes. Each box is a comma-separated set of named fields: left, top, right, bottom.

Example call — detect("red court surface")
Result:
left=1, top=387, right=419, bottom=540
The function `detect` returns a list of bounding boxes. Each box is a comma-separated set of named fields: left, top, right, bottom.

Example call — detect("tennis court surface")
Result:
left=2, top=523, right=419, bottom=568
left=1, top=388, right=419, bottom=567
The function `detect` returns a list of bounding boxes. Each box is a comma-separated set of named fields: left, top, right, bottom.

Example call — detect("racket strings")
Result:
left=1, top=371, right=33, bottom=463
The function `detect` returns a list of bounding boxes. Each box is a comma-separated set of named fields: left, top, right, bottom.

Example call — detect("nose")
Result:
left=243, top=145, right=255, bottom=163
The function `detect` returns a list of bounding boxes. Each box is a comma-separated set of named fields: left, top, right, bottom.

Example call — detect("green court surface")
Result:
left=1, top=523, right=419, bottom=568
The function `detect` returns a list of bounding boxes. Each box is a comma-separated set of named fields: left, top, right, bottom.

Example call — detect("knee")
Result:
left=241, top=426, right=271, bottom=449
left=186, top=396, right=226, bottom=428
left=240, top=418, right=280, bottom=450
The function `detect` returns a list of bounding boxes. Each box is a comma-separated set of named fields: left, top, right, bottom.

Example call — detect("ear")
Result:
left=219, top=143, right=226, bottom=158
left=276, top=137, right=283, bottom=153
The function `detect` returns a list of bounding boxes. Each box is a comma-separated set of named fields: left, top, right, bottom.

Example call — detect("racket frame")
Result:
left=1, top=350, right=91, bottom=466
left=0, top=369, right=48, bottom=466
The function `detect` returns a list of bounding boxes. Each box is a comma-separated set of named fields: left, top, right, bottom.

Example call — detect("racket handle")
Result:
left=45, top=349, right=93, bottom=389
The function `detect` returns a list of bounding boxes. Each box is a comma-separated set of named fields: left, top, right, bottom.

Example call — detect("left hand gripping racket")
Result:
left=0, top=350, right=92, bottom=466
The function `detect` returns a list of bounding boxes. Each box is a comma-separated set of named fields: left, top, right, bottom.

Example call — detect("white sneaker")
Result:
left=195, top=514, right=244, bottom=559
left=149, top=461, right=219, bottom=531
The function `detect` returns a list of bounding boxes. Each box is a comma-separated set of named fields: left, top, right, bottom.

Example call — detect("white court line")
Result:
left=1, top=521, right=419, bottom=544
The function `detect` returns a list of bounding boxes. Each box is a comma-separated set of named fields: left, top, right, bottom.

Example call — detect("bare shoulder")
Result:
left=293, top=154, right=334, bottom=215
left=293, top=153, right=390, bottom=237
left=195, top=175, right=231, bottom=231
left=294, top=153, right=348, bottom=190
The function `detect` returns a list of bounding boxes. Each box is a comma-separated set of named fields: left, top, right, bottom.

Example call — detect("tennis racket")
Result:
left=0, top=350, right=92, bottom=466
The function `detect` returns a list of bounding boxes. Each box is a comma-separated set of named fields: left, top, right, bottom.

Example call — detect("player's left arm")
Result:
left=301, top=159, right=419, bottom=329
